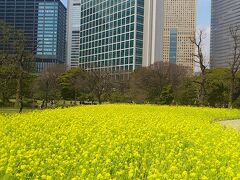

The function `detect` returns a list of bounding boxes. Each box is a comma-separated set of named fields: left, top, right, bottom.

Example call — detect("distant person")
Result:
left=171, top=99, right=176, bottom=106
left=19, top=101, right=23, bottom=113
left=40, top=100, right=45, bottom=109
left=52, top=100, right=56, bottom=108
left=50, top=100, right=53, bottom=107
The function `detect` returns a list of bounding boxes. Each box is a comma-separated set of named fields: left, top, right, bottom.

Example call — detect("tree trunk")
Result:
left=199, top=86, right=204, bottom=106
left=97, top=93, right=102, bottom=104
left=2, top=92, right=6, bottom=106
left=15, top=72, right=23, bottom=112
left=229, top=76, right=235, bottom=108
left=199, top=71, right=206, bottom=106
left=1, top=80, right=9, bottom=106
left=74, top=88, right=77, bottom=105
left=45, top=80, right=49, bottom=108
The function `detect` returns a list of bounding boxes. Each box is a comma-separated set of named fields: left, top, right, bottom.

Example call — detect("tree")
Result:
left=205, top=68, right=230, bottom=107
left=190, top=30, right=208, bottom=106
left=175, top=77, right=198, bottom=106
left=0, top=21, right=36, bottom=112
left=158, top=85, right=174, bottom=105
left=58, top=68, right=88, bottom=103
left=130, top=62, right=186, bottom=104
left=228, top=25, right=240, bottom=108
left=87, top=70, right=113, bottom=104
left=0, top=22, right=16, bottom=106
left=0, top=67, right=16, bottom=106
left=33, top=64, right=66, bottom=107
left=14, top=31, right=35, bottom=112
left=110, top=77, right=131, bottom=103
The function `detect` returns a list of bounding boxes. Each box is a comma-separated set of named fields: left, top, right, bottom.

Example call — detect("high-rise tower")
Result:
left=67, top=0, right=81, bottom=68
left=66, top=0, right=196, bottom=72
left=0, top=0, right=67, bottom=73
left=78, top=0, right=144, bottom=72
left=143, top=0, right=196, bottom=72
left=142, top=0, right=164, bottom=67
left=211, top=0, right=240, bottom=68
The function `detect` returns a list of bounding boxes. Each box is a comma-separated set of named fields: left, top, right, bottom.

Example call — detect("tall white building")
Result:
left=143, top=0, right=196, bottom=72
left=67, top=0, right=81, bottom=68
left=142, top=0, right=164, bottom=66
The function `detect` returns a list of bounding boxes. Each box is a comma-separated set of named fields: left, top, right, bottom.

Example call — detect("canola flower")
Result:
left=0, top=105, right=240, bottom=179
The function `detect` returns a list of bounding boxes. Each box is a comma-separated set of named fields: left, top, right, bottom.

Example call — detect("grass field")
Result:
left=1, top=105, right=240, bottom=179
left=0, top=108, right=35, bottom=114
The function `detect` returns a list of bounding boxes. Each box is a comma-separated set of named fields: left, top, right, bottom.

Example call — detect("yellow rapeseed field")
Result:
left=1, top=105, right=240, bottom=179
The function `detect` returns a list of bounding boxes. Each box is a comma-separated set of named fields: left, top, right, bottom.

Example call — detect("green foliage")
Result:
left=60, top=87, right=75, bottom=100
left=22, top=74, right=37, bottom=99
left=0, top=20, right=35, bottom=109
left=58, top=68, right=89, bottom=101
left=205, top=68, right=230, bottom=107
left=175, top=79, right=198, bottom=105
left=156, top=85, right=174, bottom=105
left=233, top=96, right=240, bottom=108
left=109, top=91, right=132, bottom=103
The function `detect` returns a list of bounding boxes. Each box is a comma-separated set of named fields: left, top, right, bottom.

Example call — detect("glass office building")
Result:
left=79, top=0, right=144, bottom=72
left=0, top=0, right=66, bottom=72
left=211, top=0, right=240, bottom=68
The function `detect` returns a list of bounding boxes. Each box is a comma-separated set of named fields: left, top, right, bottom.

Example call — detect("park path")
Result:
left=219, top=120, right=240, bottom=131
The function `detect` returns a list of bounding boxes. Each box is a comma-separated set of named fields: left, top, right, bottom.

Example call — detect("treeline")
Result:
left=1, top=20, right=240, bottom=110
left=1, top=62, right=240, bottom=109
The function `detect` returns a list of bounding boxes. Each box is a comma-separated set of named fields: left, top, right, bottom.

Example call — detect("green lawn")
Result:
left=0, top=108, right=34, bottom=114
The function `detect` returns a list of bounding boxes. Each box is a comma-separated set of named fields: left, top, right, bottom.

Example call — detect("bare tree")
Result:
left=190, top=30, right=208, bottom=106
left=70, top=69, right=88, bottom=104
left=87, top=70, right=113, bottom=104
left=228, top=25, right=240, bottom=108
left=34, top=64, right=66, bottom=108
left=130, top=62, right=187, bottom=103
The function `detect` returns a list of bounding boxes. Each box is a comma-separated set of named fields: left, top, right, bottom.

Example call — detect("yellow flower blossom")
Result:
left=0, top=105, right=240, bottom=179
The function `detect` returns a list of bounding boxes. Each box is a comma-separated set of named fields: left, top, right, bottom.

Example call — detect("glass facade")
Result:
left=211, top=0, right=240, bottom=68
left=0, top=0, right=38, bottom=52
left=79, top=0, right=144, bottom=72
left=169, top=28, right=177, bottom=64
left=0, top=0, right=66, bottom=72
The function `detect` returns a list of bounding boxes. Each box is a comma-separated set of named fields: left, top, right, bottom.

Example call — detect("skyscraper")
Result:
left=211, top=0, right=240, bottom=68
left=0, top=0, right=66, bottom=72
left=142, top=0, right=164, bottom=66
left=67, top=0, right=81, bottom=68
left=143, top=0, right=196, bottom=71
left=66, top=0, right=196, bottom=72
left=70, top=0, right=144, bottom=72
